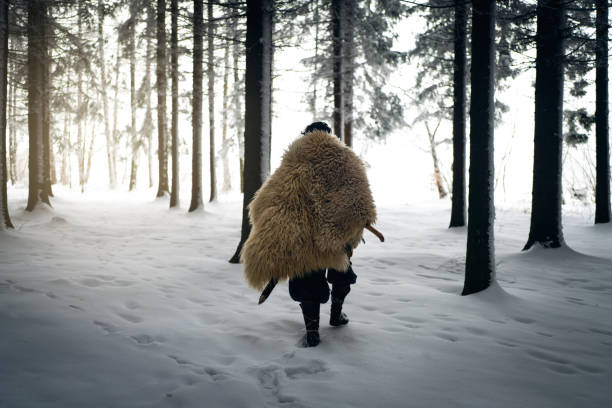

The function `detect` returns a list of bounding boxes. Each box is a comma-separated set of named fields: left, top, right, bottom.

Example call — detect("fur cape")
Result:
left=241, top=130, right=377, bottom=290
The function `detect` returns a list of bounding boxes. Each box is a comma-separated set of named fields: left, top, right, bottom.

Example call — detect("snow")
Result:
left=1, top=186, right=611, bottom=408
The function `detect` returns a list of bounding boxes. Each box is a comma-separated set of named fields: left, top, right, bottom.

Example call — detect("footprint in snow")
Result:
left=93, top=320, right=119, bottom=334
left=117, top=312, right=143, bottom=323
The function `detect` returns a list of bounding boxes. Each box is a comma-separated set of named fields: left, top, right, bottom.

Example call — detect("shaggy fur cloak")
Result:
left=241, top=130, right=377, bottom=290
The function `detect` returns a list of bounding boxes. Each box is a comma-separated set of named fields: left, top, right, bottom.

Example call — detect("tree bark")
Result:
left=144, top=4, right=154, bottom=189
left=8, top=45, right=15, bottom=185
left=128, top=1, right=139, bottom=191
left=170, top=0, right=179, bottom=207
left=463, top=0, right=496, bottom=296
left=26, top=0, right=49, bottom=211
left=42, top=10, right=53, bottom=198
left=229, top=0, right=273, bottom=263
left=98, top=0, right=115, bottom=188
left=189, top=0, right=204, bottom=211
left=231, top=16, right=244, bottom=194
left=0, top=0, right=12, bottom=228
left=524, top=0, right=565, bottom=250
left=450, top=0, right=467, bottom=228
left=331, top=0, right=343, bottom=141
left=221, top=24, right=231, bottom=192
left=425, top=120, right=447, bottom=199
left=595, top=0, right=610, bottom=224
left=208, top=0, right=217, bottom=202
left=343, top=0, right=354, bottom=148
left=156, top=0, right=169, bottom=197
left=112, top=32, right=121, bottom=186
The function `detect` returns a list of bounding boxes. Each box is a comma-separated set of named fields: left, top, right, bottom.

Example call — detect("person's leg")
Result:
left=289, top=270, right=329, bottom=346
left=327, top=263, right=357, bottom=326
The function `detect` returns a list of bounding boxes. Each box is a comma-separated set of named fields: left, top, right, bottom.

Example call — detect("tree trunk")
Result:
left=112, top=32, right=120, bottom=186
left=595, top=0, right=610, bottom=224
left=144, top=4, right=155, bottom=189
left=229, top=0, right=273, bottom=263
left=189, top=0, right=204, bottom=211
left=76, top=0, right=85, bottom=192
left=524, top=0, right=565, bottom=250
left=156, top=0, right=169, bottom=197
left=0, top=0, right=12, bottom=228
left=449, top=0, right=467, bottom=228
left=98, top=0, right=115, bottom=188
left=221, top=26, right=231, bottom=192
left=331, top=0, right=344, bottom=141
left=425, top=120, right=447, bottom=199
left=343, top=0, right=354, bottom=148
left=231, top=16, right=244, bottom=194
left=8, top=46, right=16, bottom=185
left=42, top=9, right=52, bottom=198
left=169, top=0, right=179, bottom=207
left=26, top=0, right=49, bottom=211
left=208, top=1, right=217, bottom=202
left=463, top=0, right=496, bottom=296
left=310, top=0, right=319, bottom=119
left=129, top=2, right=139, bottom=191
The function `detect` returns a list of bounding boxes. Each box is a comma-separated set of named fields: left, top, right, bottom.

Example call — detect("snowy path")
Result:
left=1, top=189, right=611, bottom=408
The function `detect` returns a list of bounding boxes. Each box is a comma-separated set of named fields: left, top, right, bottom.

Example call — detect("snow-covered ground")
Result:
left=1, top=187, right=611, bottom=408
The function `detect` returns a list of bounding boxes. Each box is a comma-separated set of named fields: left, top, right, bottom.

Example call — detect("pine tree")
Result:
left=0, top=0, right=12, bottom=228
left=463, top=0, right=496, bottom=296
left=594, top=0, right=610, bottom=224
left=207, top=0, right=217, bottom=202
left=229, top=0, right=272, bottom=263
left=156, top=0, right=169, bottom=198
left=189, top=0, right=204, bottom=212
left=524, top=0, right=566, bottom=250
left=169, top=0, right=179, bottom=207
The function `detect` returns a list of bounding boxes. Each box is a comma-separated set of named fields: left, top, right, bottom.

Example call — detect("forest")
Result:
left=0, top=0, right=611, bottom=407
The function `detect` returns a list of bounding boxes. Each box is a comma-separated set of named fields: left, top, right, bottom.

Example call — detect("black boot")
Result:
left=330, top=284, right=350, bottom=326
left=300, top=302, right=320, bottom=347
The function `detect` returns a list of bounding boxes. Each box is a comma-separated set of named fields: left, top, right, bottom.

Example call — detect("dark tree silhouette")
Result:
left=156, top=0, right=169, bottom=198
left=463, top=0, right=495, bottom=296
left=331, top=0, right=343, bottom=140
left=0, top=0, right=12, bottom=228
left=449, top=0, right=467, bottom=228
left=208, top=0, right=217, bottom=202
left=26, top=0, right=50, bottom=211
left=229, top=0, right=272, bottom=263
left=595, top=0, right=610, bottom=224
left=189, top=0, right=204, bottom=212
left=524, top=0, right=566, bottom=250
left=170, top=0, right=180, bottom=208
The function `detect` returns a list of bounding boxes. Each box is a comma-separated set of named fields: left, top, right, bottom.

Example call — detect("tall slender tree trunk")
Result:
left=26, top=0, right=49, bottom=211
left=343, top=0, right=354, bottom=148
left=0, top=0, right=12, bottom=228
left=463, top=0, right=496, bottom=296
left=61, top=111, right=70, bottom=185
left=42, top=8, right=52, bottom=198
left=221, top=28, right=231, bottom=192
left=231, top=17, right=244, bottom=194
left=208, top=1, right=217, bottom=202
left=144, top=4, right=154, bottom=189
left=450, top=0, right=467, bottom=228
left=156, top=0, right=169, bottom=197
left=112, top=33, right=120, bottom=185
left=426, top=120, right=447, bottom=199
left=98, top=0, right=115, bottom=188
left=331, top=0, right=344, bottom=141
left=76, top=0, right=85, bottom=192
left=310, top=0, right=319, bottom=119
left=189, top=0, right=204, bottom=211
left=523, top=0, right=566, bottom=250
left=8, top=46, right=16, bottom=185
left=129, top=2, right=139, bottom=191
left=595, top=0, right=610, bottom=224
left=169, top=0, right=179, bottom=207
left=229, top=0, right=273, bottom=263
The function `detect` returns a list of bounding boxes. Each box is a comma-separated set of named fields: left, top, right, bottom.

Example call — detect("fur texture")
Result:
left=241, top=130, right=377, bottom=290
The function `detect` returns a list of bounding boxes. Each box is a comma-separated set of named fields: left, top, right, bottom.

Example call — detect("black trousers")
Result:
left=288, top=263, right=357, bottom=304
